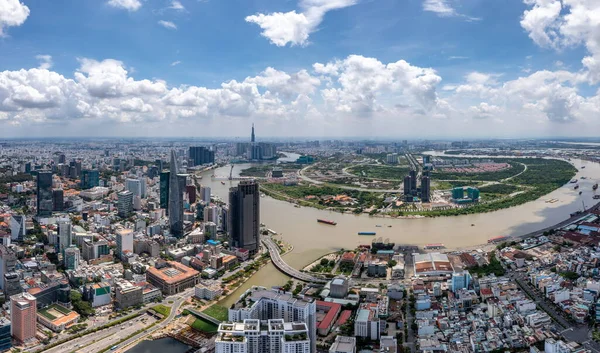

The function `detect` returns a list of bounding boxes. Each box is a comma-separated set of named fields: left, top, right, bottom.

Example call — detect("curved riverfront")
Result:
left=196, top=158, right=600, bottom=306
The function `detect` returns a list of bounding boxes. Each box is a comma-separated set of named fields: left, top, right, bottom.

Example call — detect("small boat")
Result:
left=488, top=236, right=509, bottom=243
left=387, top=225, right=392, bottom=228
left=574, top=185, right=579, bottom=190
left=221, top=181, right=226, bottom=185
left=294, top=204, right=301, bottom=208
left=358, top=232, right=376, bottom=236
left=570, top=179, right=578, bottom=183
left=424, top=243, right=445, bottom=249
left=581, top=176, right=587, bottom=179
left=317, top=219, right=337, bottom=225
left=594, top=195, right=600, bottom=199
left=375, top=225, right=382, bottom=227
left=570, top=211, right=582, bottom=217
left=471, top=224, right=475, bottom=226
left=579, top=191, right=582, bottom=195
left=593, top=184, right=598, bottom=190
left=582, top=166, right=586, bottom=169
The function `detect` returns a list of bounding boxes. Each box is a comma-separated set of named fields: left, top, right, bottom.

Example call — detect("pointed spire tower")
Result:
left=251, top=123, right=255, bottom=143
left=168, top=150, right=184, bottom=237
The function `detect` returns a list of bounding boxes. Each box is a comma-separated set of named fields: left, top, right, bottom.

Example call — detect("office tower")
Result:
left=64, top=246, right=81, bottom=270
left=80, top=169, right=100, bottom=189
left=10, top=215, right=26, bottom=242
left=57, top=154, right=66, bottom=164
left=215, top=319, right=310, bottom=353
left=421, top=176, right=430, bottom=203
left=10, top=293, right=37, bottom=343
left=52, top=189, right=64, bottom=211
left=452, top=187, right=464, bottom=200
left=116, top=228, right=134, bottom=259
left=251, top=123, right=255, bottom=143
left=126, top=178, right=142, bottom=198
left=0, top=246, right=17, bottom=290
left=204, top=222, right=217, bottom=240
left=140, top=178, right=147, bottom=198
left=189, top=146, right=215, bottom=166
left=69, top=160, right=82, bottom=178
left=200, top=186, right=211, bottom=203
left=220, top=205, right=228, bottom=233
left=403, top=175, right=411, bottom=198
left=117, top=190, right=134, bottom=218
left=229, top=181, right=260, bottom=255
left=204, top=205, right=219, bottom=224
left=160, top=171, right=170, bottom=211
left=82, top=239, right=110, bottom=261
left=169, top=150, right=184, bottom=237
left=186, top=185, right=197, bottom=204
left=36, top=171, right=53, bottom=217
left=451, top=271, right=472, bottom=293
left=409, top=169, right=417, bottom=192
left=467, top=187, right=480, bottom=201
left=57, top=220, right=72, bottom=256
left=24, top=162, right=31, bottom=174
left=228, top=288, right=316, bottom=353
left=0, top=318, right=11, bottom=352
left=423, top=155, right=431, bottom=164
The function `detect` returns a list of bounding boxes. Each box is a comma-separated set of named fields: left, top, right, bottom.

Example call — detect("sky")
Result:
left=0, top=0, right=599, bottom=138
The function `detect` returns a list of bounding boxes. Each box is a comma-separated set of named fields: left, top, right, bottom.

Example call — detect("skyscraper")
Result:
left=57, top=220, right=72, bottom=256
left=116, top=228, right=134, bottom=259
left=10, top=293, right=37, bottom=343
left=421, top=176, right=430, bottom=203
left=118, top=190, right=134, bottom=217
left=36, top=171, right=53, bottom=217
left=52, top=189, right=64, bottom=211
left=409, top=169, right=417, bottom=193
left=228, top=180, right=260, bottom=256
left=80, top=170, right=100, bottom=189
left=160, top=171, right=170, bottom=211
left=64, top=246, right=81, bottom=270
left=169, top=150, right=184, bottom=237
left=126, top=178, right=142, bottom=198
left=189, top=146, right=215, bottom=166
left=10, top=216, right=26, bottom=242
left=403, top=175, right=411, bottom=198
left=251, top=123, right=255, bottom=143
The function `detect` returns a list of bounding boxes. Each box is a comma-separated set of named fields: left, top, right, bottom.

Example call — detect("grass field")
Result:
left=191, top=318, right=218, bottom=333
left=202, top=304, right=229, bottom=321
left=151, top=304, right=171, bottom=317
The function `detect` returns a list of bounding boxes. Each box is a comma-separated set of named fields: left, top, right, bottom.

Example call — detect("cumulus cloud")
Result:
left=0, top=0, right=30, bottom=36
left=520, top=0, right=600, bottom=83
left=107, top=0, right=142, bottom=12
left=158, top=20, right=177, bottom=30
left=169, top=1, right=185, bottom=11
left=245, top=0, right=357, bottom=47
left=171, top=61, right=181, bottom=66
left=36, top=55, right=53, bottom=70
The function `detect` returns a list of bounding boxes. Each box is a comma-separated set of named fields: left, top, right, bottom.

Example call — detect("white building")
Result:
left=200, top=186, right=211, bottom=203
left=204, top=205, right=219, bottom=224
left=228, top=287, right=316, bottom=353
left=354, top=303, right=380, bottom=340
left=116, top=228, right=134, bottom=258
left=10, top=215, right=26, bottom=242
left=57, top=220, right=72, bottom=255
left=126, top=178, right=142, bottom=198
left=195, top=282, right=223, bottom=301
left=215, top=319, right=310, bottom=353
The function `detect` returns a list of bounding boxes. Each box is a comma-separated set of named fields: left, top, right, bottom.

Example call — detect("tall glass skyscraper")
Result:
left=36, top=171, right=53, bottom=217
left=160, top=171, right=170, bottom=211
left=228, top=180, right=260, bottom=256
left=169, top=150, right=184, bottom=237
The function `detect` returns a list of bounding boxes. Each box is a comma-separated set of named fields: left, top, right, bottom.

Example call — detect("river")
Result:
left=125, top=337, right=190, bottom=353
left=196, top=154, right=600, bottom=307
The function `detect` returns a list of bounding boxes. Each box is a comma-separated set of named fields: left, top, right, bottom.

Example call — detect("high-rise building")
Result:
left=409, top=169, right=417, bottom=193
left=0, top=246, right=17, bottom=291
left=160, top=171, right=170, bottom=211
left=204, top=204, right=219, bottom=224
left=451, top=271, right=472, bottom=293
left=228, top=181, right=260, bottom=256
left=116, top=228, right=134, bottom=259
left=200, top=186, right=211, bottom=203
left=186, top=185, right=197, bottom=204
left=10, top=215, right=26, bottom=242
left=420, top=176, right=430, bottom=203
left=403, top=175, right=412, bottom=199
left=37, top=171, right=53, bottom=217
left=117, top=190, right=134, bottom=218
left=467, top=187, right=480, bottom=201
left=251, top=123, right=255, bottom=143
left=215, top=319, right=310, bottom=353
left=10, top=293, right=37, bottom=343
left=126, top=178, right=142, bottom=198
left=228, top=288, right=316, bottom=353
left=82, top=239, right=110, bottom=261
left=452, top=187, right=464, bottom=200
left=57, top=220, right=72, bottom=256
left=189, top=146, right=215, bottom=166
left=80, top=170, right=100, bottom=189
left=52, top=189, right=64, bottom=211
left=168, top=150, right=184, bottom=237
left=64, top=246, right=81, bottom=270
left=0, top=318, right=12, bottom=352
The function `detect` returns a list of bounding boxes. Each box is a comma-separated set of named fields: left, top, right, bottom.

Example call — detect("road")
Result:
left=114, top=288, right=194, bottom=353
left=298, top=165, right=402, bottom=193
left=263, top=237, right=328, bottom=284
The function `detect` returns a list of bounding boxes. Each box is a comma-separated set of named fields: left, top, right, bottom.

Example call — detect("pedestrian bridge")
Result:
left=186, top=308, right=222, bottom=326
left=262, top=237, right=328, bottom=284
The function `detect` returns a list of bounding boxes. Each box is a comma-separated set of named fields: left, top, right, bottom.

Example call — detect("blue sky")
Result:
left=0, top=0, right=599, bottom=138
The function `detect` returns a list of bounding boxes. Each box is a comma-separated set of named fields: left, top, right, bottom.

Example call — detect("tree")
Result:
left=388, top=260, right=397, bottom=268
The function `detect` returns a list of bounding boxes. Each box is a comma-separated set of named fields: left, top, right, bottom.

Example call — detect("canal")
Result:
left=125, top=337, right=191, bottom=353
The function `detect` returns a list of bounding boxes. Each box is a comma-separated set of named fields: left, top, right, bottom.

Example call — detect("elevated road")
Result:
left=262, top=237, right=328, bottom=284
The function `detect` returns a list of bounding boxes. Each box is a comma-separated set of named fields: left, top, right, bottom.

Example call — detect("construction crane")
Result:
left=229, top=164, right=234, bottom=180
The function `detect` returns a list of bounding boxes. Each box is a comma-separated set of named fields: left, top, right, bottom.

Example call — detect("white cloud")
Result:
left=423, top=0, right=480, bottom=21
left=169, top=1, right=185, bottom=11
left=36, top=55, right=53, bottom=70
left=107, top=0, right=142, bottom=12
left=171, top=61, right=182, bottom=66
left=158, top=20, right=177, bottom=30
left=448, top=56, right=469, bottom=60
left=245, top=0, right=357, bottom=47
left=0, top=0, right=30, bottom=36
left=469, top=103, right=501, bottom=119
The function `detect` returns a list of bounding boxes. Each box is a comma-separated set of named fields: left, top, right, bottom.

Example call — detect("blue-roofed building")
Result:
left=207, top=239, right=221, bottom=246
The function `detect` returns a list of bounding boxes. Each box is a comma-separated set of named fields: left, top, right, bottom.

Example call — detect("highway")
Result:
left=262, top=237, right=328, bottom=284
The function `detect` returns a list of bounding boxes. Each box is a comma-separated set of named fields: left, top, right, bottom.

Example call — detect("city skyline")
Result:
left=0, top=1, right=599, bottom=138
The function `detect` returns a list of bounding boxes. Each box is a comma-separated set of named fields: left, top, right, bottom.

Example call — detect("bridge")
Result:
left=262, top=237, right=328, bottom=284
left=211, top=176, right=256, bottom=181
left=186, top=308, right=222, bottom=326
